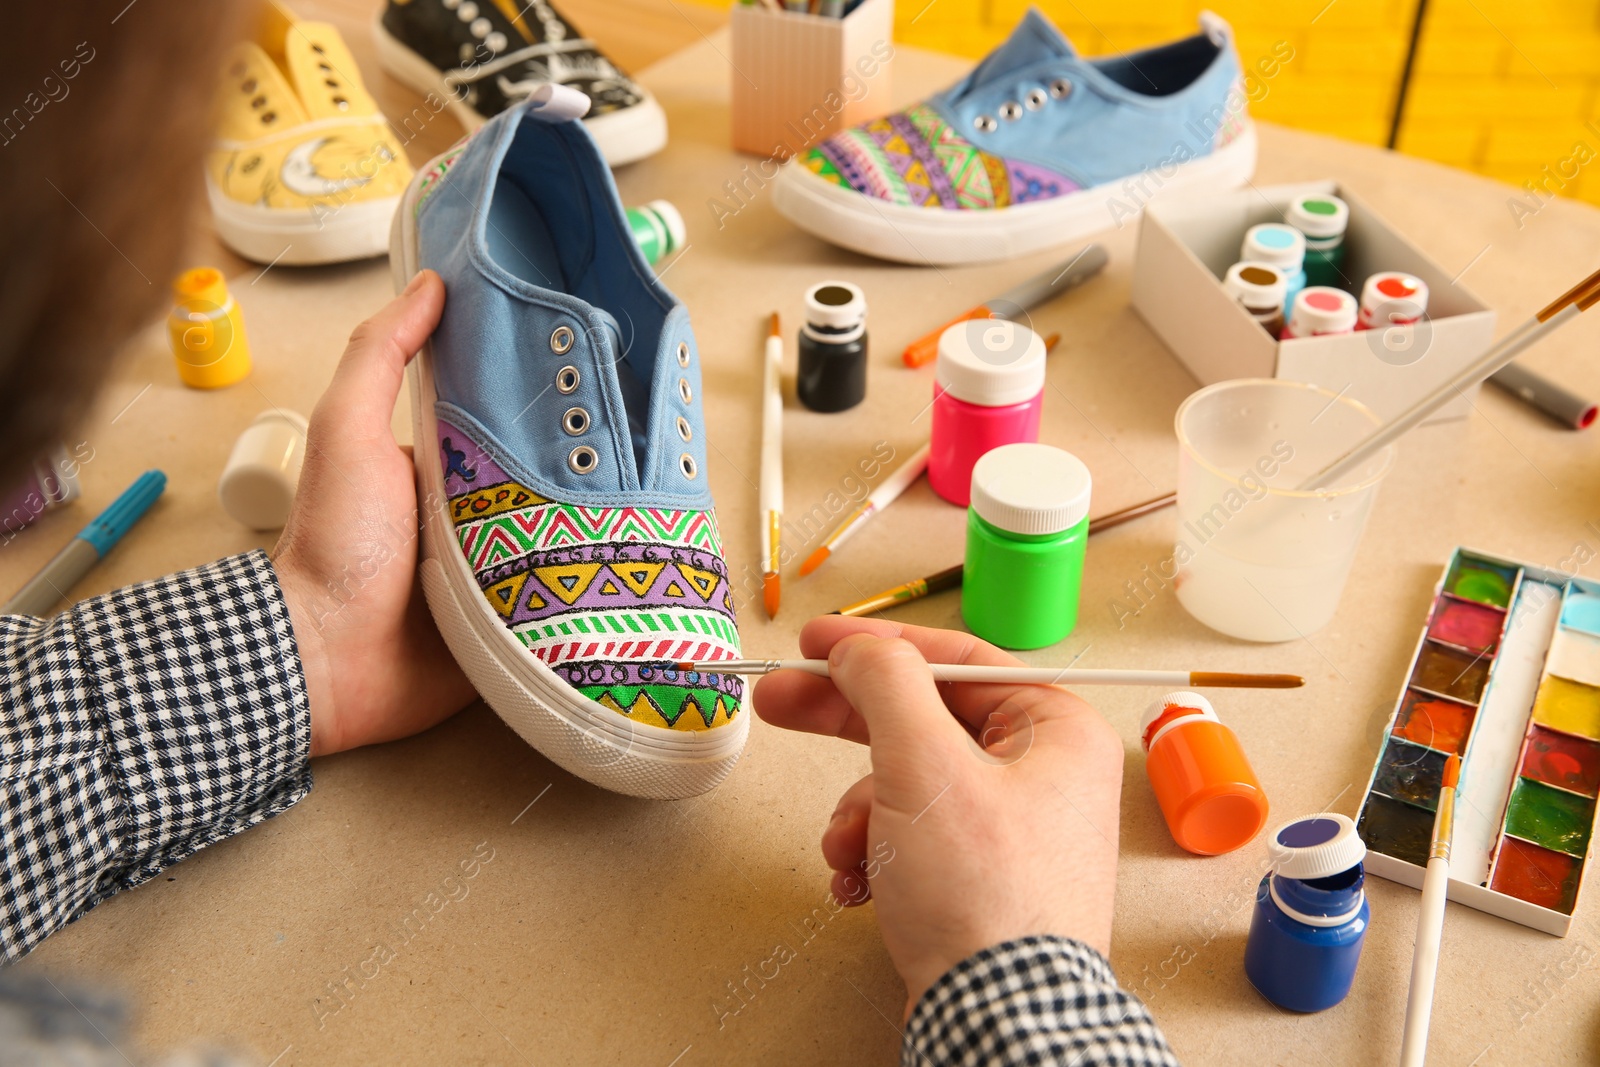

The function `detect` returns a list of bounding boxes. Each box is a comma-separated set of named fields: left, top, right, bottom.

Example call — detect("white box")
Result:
left=1131, top=179, right=1496, bottom=424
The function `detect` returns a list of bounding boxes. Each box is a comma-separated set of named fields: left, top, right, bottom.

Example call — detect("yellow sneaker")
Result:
left=207, top=7, right=414, bottom=265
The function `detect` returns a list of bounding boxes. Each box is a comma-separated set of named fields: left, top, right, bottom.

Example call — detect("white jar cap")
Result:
left=1223, top=261, right=1287, bottom=309
left=1241, top=223, right=1305, bottom=269
left=1266, top=812, right=1367, bottom=880
left=641, top=199, right=686, bottom=252
left=969, top=443, right=1090, bottom=535
left=1359, top=272, right=1429, bottom=327
left=219, top=409, right=309, bottom=531
left=1286, top=286, right=1358, bottom=337
left=803, top=280, right=867, bottom=343
left=1286, top=194, right=1349, bottom=239
left=1139, top=691, right=1218, bottom=749
left=936, top=319, right=1047, bottom=407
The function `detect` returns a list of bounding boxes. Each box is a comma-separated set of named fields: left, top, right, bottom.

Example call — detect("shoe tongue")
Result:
left=966, top=8, right=1076, bottom=90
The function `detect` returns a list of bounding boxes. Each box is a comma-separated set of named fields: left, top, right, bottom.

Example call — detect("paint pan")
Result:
left=1358, top=548, right=1600, bottom=935
left=1392, top=689, right=1475, bottom=755
left=1519, top=724, right=1600, bottom=797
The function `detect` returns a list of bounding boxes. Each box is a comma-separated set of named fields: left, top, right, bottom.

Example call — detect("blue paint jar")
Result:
left=1244, top=813, right=1370, bottom=1013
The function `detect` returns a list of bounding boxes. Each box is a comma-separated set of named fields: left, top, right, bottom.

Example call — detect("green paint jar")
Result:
left=961, top=443, right=1092, bottom=650
left=1288, top=194, right=1349, bottom=289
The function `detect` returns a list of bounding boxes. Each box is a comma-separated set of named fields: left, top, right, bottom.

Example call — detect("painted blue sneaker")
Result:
left=773, top=9, right=1257, bottom=265
left=390, top=86, right=745, bottom=799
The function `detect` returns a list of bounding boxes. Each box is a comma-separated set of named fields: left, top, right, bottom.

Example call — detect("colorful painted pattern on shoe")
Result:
left=802, top=104, right=1080, bottom=211
left=439, top=417, right=742, bottom=731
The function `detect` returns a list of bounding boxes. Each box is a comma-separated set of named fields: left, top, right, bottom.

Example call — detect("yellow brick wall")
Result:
left=706, top=0, right=1600, bottom=207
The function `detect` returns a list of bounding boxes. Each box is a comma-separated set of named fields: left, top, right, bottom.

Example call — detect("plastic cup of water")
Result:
left=1173, top=378, right=1395, bottom=642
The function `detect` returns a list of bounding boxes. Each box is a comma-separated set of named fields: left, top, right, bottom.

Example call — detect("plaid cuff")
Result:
left=902, top=936, right=1180, bottom=1067
left=0, top=550, right=312, bottom=961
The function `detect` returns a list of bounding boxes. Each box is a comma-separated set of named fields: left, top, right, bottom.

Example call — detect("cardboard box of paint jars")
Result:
left=1130, top=179, right=1496, bottom=426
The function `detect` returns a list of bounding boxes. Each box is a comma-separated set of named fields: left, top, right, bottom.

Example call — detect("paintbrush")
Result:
left=666, top=659, right=1303, bottom=689
left=760, top=311, right=784, bottom=618
left=1399, top=753, right=1460, bottom=1067
left=1302, top=264, right=1600, bottom=490
left=829, top=490, right=1178, bottom=617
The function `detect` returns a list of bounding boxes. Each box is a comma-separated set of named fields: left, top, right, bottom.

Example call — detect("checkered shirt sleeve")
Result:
left=0, top=550, right=312, bottom=963
left=903, top=936, right=1180, bottom=1067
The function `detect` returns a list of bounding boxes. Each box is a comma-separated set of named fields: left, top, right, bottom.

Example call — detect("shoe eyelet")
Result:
left=229, top=61, right=247, bottom=77
left=562, top=406, right=590, bottom=435
left=486, top=31, right=507, bottom=52
left=310, top=43, right=326, bottom=54
left=680, top=454, right=698, bottom=479
left=324, top=77, right=339, bottom=88
left=973, top=114, right=997, bottom=134
left=332, top=95, right=349, bottom=110
left=999, top=101, right=1023, bottom=121
left=443, top=0, right=460, bottom=7
left=470, top=16, right=491, bottom=37
left=318, top=62, right=333, bottom=74
left=678, top=378, right=693, bottom=404
left=676, top=416, right=692, bottom=442
left=1026, top=88, right=1048, bottom=110
left=551, top=325, right=574, bottom=354
left=458, top=1, right=479, bottom=19
left=1050, top=78, right=1073, bottom=100
left=261, top=111, right=278, bottom=125
left=568, top=446, right=598, bottom=474
left=676, top=341, right=690, bottom=367
left=250, top=95, right=266, bottom=109
left=555, top=365, right=580, bottom=394
left=241, top=78, right=258, bottom=93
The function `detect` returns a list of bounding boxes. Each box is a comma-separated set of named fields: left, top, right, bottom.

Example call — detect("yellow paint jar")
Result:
left=168, top=267, right=251, bottom=389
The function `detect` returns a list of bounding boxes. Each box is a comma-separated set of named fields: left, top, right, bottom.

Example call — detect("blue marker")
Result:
left=2, top=470, right=166, bottom=616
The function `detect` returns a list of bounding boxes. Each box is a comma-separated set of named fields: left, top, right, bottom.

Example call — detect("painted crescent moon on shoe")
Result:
left=280, top=137, right=372, bottom=198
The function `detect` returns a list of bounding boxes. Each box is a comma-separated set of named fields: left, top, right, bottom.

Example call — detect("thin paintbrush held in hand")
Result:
left=670, top=658, right=1304, bottom=689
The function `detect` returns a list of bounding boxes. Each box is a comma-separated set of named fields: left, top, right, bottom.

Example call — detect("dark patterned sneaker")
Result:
left=374, top=0, right=667, bottom=166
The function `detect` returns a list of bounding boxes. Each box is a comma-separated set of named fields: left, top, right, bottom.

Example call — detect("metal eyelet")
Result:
left=318, top=62, right=333, bottom=73
left=458, top=1, right=478, bottom=19
left=332, top=95, right=349, bottom=110
left=562, top=407, right=590, bottom=436
left=261, top=111, right=277, bottom=125
left=486, top=31, right=507, bottom=52
left=230, top=61, right=247, bottom=77
left=973, top=114, right=997, bottom=133
left=676, top=341, right=690, bottom=368
left=1026, top=88, right=1048, bottom=110
left=999, top=101, right=1023, bottom=121
left=568, top=445, right=598, bottom=474
left=555, top=365, right=580, bottom=394
left=310, top=43, right=326, bottom=54
left=676, top=416, right=692, bottom=442
left=551, top=325, right=574, bottom=354
left=470, top=16, right=490, bottom=37
left=250, top=95, right=266, bottom=109
left=678, top=378, right=693, bottom=404
left=241, top=77, right=257, bottom=93
left=1050, top=78, right=1073, bottom=100
left=680, top=454, right=698, bottom=479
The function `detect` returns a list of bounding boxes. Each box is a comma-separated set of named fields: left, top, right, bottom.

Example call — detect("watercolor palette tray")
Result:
left=1357, top=547, right=1600, bottom=935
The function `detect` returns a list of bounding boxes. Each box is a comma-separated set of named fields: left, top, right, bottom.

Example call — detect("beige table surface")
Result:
left=11, top=31, right=1600, bottom=1067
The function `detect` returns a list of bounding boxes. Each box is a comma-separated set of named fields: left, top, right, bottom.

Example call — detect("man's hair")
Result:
left=0, top=1, right=245, bottom=489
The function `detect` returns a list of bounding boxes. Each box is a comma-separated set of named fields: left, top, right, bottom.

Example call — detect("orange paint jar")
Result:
left=1140, top=692, right=1269, bottom=855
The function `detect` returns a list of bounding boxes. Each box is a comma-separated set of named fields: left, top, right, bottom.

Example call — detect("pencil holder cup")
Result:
left=729, top=0, right=895, bottom=157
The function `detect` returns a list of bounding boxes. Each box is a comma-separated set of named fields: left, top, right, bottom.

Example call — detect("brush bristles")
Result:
left=1442, top=754, right=1461, bottom=789
left=798, top=546, right=829, bottom=576
left=1190, top=671, right=1304, bottom=689
left=763, top=573, right=780, bottom=618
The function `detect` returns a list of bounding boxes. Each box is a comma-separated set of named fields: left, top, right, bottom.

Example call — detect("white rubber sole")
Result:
left=771, top=125, right=1259, bottom=265
left=391, top=156, right=747, bottom=799
left=207, top=180, right=398, bottom=265
left=373, top=18, right=668, bottom=167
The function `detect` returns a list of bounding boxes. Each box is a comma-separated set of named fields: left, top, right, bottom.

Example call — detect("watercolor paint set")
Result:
left=1357, top=547, right=1600, bottom=934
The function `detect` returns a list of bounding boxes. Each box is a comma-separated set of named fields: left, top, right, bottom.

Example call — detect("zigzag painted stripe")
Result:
left=511, top=607, right=740, bottom=648
left=458, top=505, right=723, bottom=568
left=518, top=636, right=731, bottom=666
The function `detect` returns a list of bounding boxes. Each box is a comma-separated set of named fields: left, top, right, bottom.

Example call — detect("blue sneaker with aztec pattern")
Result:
left=391, top=85, right=744, bottom=799
left=772, top=8, right=1257, bottom=265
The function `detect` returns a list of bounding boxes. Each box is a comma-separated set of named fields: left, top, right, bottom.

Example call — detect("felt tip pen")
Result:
left=1487, top=361, right=1597, bottom=430
left=2, top=470, right=167, bottom=617
left=901, top=243, right=1108, bottom=367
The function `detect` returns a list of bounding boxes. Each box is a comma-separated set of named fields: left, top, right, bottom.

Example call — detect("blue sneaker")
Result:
left=390, top=86, right=745, bottom=799
left=773, top=9, right=1256, bottom=265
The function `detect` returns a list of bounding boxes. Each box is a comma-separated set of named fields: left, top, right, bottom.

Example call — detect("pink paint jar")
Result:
left=1281, top=287, right=1358, bottom=340
left=928, top=319, right=1046, bottom=506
